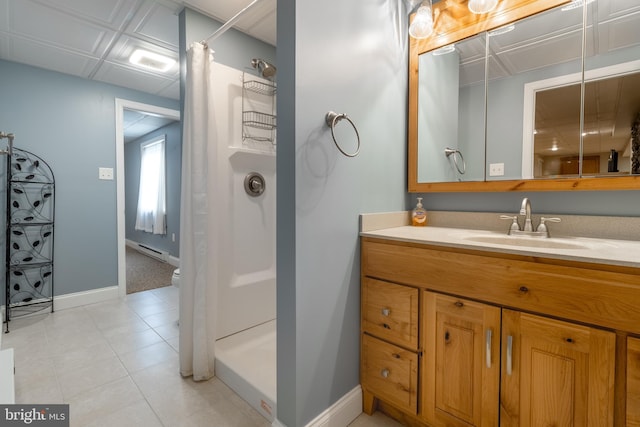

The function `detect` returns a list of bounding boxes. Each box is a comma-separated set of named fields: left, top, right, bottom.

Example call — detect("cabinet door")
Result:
left=628, top=337, right=640, bottom=426
left=501, top=310, right=615, bottom=427
left=422, top=292, right=501, bottom=426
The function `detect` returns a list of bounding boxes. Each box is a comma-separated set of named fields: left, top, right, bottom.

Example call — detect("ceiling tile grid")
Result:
left=0, top=0, right=275, bottom=101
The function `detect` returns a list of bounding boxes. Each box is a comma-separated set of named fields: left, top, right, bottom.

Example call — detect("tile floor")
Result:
left=1, top=286, right=401, bottom=427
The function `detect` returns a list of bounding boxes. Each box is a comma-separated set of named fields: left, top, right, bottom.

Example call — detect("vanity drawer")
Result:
left=362, top=278, right=419, bottom=349
left=362, top=334, right=418, bottom=414
left=362, top=238, right=640, bottom=334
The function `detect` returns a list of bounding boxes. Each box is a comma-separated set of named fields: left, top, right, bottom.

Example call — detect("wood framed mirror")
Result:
left=408, top=0, right=640, bottom=192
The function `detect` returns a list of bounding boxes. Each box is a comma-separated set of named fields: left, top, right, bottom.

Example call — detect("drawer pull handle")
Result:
left=565, top=338, right=574, bottom=344
left=381, top=369, right=390, bottom=378
left=445, top=331, right=450, bottom=342
left=506, top=335, right=513, bottom=376
left=383, top=323, right=391, bottom=329
left=454, top=301, right=464, bottom=308
left=392, top=353, right=401, bottom=359
left=381, top=308, right=390, bottom=316
left=519, top=286, right=529, bottom=293
left=486, top=329, right=492, bottom=369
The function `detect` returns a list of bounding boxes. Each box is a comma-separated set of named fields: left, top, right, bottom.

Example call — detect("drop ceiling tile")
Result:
left=0, top=0, right=9, bottom=31
left=0, top=33, right=9, bottom=57
left=9, top=0, right=116, bottom=56
left=28, top=0, right=143, bottom=30
left=595, top=12, right=640, bottom=53
left=127, top=0, right=181, bottom=49
left=93, top=60, right=176, bottom=96
left=156, top=79, right=180, bottom=100
left=7, top=36, right=99, bottom=77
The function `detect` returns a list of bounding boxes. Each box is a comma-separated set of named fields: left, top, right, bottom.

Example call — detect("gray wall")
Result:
left=0, top=59, right=179, bottom=300
left=124, top=121, right=181, bottom=257
left=276, top=0, right=409, bottom=425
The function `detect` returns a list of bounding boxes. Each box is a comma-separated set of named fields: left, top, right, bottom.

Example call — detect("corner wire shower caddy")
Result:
left=1, top=132, right=55, bottom=333
left=242, top=73, right=277, bottom=145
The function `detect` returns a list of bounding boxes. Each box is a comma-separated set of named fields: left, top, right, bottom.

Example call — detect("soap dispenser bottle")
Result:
left=412, top=197, right=427, bottom=226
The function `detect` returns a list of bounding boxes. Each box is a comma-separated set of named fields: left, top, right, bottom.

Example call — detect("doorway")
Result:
left=115, top=99, right=180, bottom=297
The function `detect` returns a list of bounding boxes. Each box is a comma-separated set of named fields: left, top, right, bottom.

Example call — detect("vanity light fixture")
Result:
left=468, top=0, right=499, bottom=14
left=129, top=49, right=176, bottom=73
left=561, top=0, right=594, bottom=11
left=432, top=44, right=456, bottom=56
left=409, top=0, right=434, bottom=39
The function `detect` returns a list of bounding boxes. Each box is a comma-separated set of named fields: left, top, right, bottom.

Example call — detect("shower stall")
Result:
left=208, top=60, right=277, bottom=421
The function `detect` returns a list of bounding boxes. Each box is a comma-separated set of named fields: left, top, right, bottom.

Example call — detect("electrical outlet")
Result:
left=489, top=163, right=504, bottom=176
left=98, top=167, right=114, bottom=180
left=172, top=233, right=176, bottom=242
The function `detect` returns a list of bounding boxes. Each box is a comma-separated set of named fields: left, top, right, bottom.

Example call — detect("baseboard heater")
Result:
left=136, top=243, right=168, bottom=262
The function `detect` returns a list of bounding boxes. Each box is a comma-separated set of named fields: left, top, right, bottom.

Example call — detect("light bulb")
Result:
left=468, top=0, right=498, bottom=14
left=409, top=1, right=434, bottom=39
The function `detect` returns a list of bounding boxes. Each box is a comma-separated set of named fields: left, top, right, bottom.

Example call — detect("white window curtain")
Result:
left=134, top=137, right=166, bottom=234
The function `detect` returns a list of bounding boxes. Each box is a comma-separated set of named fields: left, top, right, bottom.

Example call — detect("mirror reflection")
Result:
left=532, top=71, right=640, bottom=177
left=417, top=33, right=486, bottom=182
left=412, top=0, right=640, bottom=189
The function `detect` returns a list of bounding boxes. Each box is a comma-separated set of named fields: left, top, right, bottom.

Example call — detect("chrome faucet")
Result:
left=499, top=197, right=562, bottom=237
left=520, top=197, right=533, bottom=232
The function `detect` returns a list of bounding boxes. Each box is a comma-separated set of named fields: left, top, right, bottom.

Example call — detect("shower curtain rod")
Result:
left=203, top=0, right=265, bottom=44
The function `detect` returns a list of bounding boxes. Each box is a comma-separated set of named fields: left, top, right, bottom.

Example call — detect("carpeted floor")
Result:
left=126, top=246, right=175, bottom=294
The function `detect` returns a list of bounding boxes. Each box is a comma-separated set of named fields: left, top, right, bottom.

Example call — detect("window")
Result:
left=134, top=137, right=166, bottom=234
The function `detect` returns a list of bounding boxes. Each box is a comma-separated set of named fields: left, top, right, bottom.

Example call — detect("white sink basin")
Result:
left=463, top=235, right=588, bottom=250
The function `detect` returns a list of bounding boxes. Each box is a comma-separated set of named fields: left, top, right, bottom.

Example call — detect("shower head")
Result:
left=251, top=58, right=276, bottom=79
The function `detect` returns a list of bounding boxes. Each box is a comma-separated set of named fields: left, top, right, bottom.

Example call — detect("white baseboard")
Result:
left=53, top=286, right=119, bottom=311
left=126, top=238, right=179, bottom=267
left=271, top=386, right=362, bottom=427
left=1, top=286, right=118, bottom=322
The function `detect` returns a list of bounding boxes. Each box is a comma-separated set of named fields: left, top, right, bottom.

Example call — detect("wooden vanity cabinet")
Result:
left=422, top=292, right=500, bottom=426
left=628, top=337, right=640, bottom=426
left=500, top=309, right=615, bottom=426
left=361, top=278, right=420, bottom=415
left=361, top=236, right=638, bottom=426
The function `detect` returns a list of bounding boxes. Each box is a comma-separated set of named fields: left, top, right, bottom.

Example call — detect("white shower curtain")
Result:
left=179, top=42, right=218, bottom=380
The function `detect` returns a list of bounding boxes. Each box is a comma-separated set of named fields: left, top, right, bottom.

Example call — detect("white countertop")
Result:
left=361, top=226, right=640, bottom=269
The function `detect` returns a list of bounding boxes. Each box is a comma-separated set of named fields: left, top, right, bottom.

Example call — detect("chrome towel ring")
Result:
left=444, top=147, right=466, bottom=175
left=325, top=111, right=360, bottom=157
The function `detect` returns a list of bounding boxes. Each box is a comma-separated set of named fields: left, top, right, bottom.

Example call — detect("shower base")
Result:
left=215, top=319, right=276, bottom=422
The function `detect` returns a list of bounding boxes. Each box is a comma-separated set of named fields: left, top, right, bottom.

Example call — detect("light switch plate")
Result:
left=489, top=163, right=504, bottom=176
left=99, top=167, right=114, bottom=180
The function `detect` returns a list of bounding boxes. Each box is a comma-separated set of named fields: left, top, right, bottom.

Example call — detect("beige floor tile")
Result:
left=153, top=321, right=179, bottom=340
left=80, top=400, right=163, bottom=427
left=97, top=316, right=151, bottom=339
left=166, top=335, right=179, bottom=351
left=142, top=308, right=179, bottom=328
left=15, top=379, right=64, bottom=405
left=349, top=411, right=405, bottom=426
left=66, top=376, right=146, bottom=427
left=51, top=340, right=116, bottom=374
left=46, top=329, right=109, bottom=356
left=106, top=328, right=164, bottom=356
left=150, top=286, right=179, bottom=305
left=57, top=355, right=128, bottom=400
left=117, top=340, right=177, bottom=374
left=127, top=299, right=175, bottom=318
